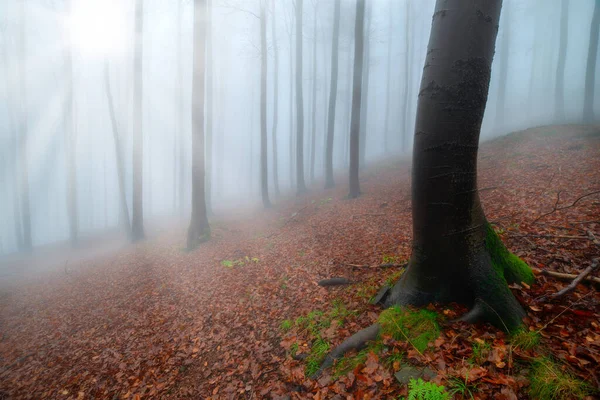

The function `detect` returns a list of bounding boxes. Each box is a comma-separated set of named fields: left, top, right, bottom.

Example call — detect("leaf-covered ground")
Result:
left=0, top=125, right=599, bottom=399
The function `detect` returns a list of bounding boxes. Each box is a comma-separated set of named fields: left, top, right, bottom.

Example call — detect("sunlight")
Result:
left=66, top=0, right=129, bottom=57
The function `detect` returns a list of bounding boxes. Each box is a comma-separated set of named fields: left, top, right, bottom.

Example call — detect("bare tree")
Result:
left=324, top=0, right=341, bottom=189
left=270, top=0, right=280, bottom=196
left=206, top=0, right=214, bottom=214
left=348, top=0, right=365, bottom=199
left=358, top=1, right=371, bottom=167
left=584, top=0, right=600, bottom=123
left=187, top=0, right=211, bottom=249
left=295, top=0, right=307, bottom=194
left=554, top=0, right=568, bottom=121
left=401, top=0, right=412, bottom=152
left=260, top=0, right=272, bottom=208
left=494, top=0, right=510, bottom=130
left=383, top=0, right=393, bottom=152
left=309, top=1, right=318, bottom=184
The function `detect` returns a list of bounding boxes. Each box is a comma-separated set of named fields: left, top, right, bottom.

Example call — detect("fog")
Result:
left=0, top=0, right=598, bottom=255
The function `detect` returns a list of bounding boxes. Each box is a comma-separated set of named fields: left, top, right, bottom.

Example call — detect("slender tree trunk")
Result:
left=383, top=1, right=393, bottom=153
left=401, top=0, right=411, bottom=153
left=584, top=0, right=600, bottom=123
left=295, top=0, right=307, bottom=194
left=271, top=0, right=280, bottom=196
left=494, top=0, right=509, bottom=130
left=187, top=0, right=211, bottom=250
left=104, top=60, right=132, bottom=236
left=358, top=2, right=371, bottom=168
left=205, top=0, right=213, bottom=214
left=289, top=23, right=294, bottom=189
left=385, top=0, right=531, bottom=332
left=554, top=0, right=568, bottom=122
left=19, top=0, right=32, bottom=251
left=131, top=0, right=145, bottom=241
left=324, top=0, right=341, bottom=189
left=348, top=0, right=365, bottom=199
left=344, top=47, right=352, bottom=168
left=260, top=1, right=272, bottom=208
left=177, top=0, right=185, bottom=217
left=309, top=5, right=318, bottom=184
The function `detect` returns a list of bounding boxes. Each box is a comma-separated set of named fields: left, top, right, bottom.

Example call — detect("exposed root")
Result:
left=310, top=323, right=380, bottom=379
left=318, top=278, right=353, bottom=287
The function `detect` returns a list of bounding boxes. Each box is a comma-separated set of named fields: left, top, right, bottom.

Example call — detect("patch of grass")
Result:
left=407, top=378, right=450, bottom=400
left=305, top=338, right=330, bottom=376
left=290, top=342, right=299, bottom=358
left=385, top=269, right=404, bottom=287
left=333, top=342, right=384, bottom=377
left=383, top=349, right=404, bottom=370
left=378, top=306, right=440, bottom=353
left=448, top=375, right=479, bottom=399
left=280, top=319, right=293, bottom=332
left=354, top=279, right=380, bottom=300
left=382, top=254, right=401, bottom=264
left=470, top=339, right=491, bottom=364
left=319, top=197, right=333, bottom=205
left=529, top=358, right=592, bottom=400
left=220, top=256, right=259, bottom=268
left=511, top=329, right=540, bottom=350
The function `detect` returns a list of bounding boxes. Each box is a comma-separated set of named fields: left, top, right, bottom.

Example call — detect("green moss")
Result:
left=333, top=341, right=384, bottom=377
left=378, top=306, right=440, bottom=353
left=280, top=319, right=293, bottom=332
left=529, top=358, right=592, bottom=400
left=305, top=338, right=330, bottom=376
left=510, top=329, right=540, bottom=350
left=486, top=224, right=534, bottom=285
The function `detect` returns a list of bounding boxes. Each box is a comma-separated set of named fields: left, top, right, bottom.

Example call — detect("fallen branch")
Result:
left=509, top=233, right=588, bottom=240
left=318, top=277, right=352, bottom=287
left=341, top=262, right=406, bottom=269
left=352, top=213, right=386, bottom=219
left=533, top=189, right=600, bottom=223
left=540, top=258, right=599, bottom=301
left=532, top=268, right=600, bottom=285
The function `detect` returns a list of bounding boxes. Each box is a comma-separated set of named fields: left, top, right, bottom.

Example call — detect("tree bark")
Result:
left=288, top=14, right=295, bottom=189
left=19, top=0, right=32, bottom=251
left=104, top=60, right=132, bottom=237
left=494, top=0, right=510, bottom=130
left=554, top=0, right=568, bottom=122
left=131, top=0, right=145, bottom=241
left=187, top=0, right=211, bottom=250
left=584, top=0, right=600, bottom=123
left=358, top=2, right=371, bottom=168
left=271, top=0, right=280, bottom=196
left=348, top=0, right=365, bottom=199
left=401, top=0, right=411, bottom=153
left=385, top=0, right=532, bottom=332
left=309, top=4, right=318, bottom=184
left=383, top=1, right=393, bottom=153
left=324, top=0, right=341, bottom=189
left=205, top=0, right=213, bottom=214
left=260, top=1, right=272, bottom=208
left=177, top=0, right=185, bottom=217
left=295, top=0, right=307, bottom=194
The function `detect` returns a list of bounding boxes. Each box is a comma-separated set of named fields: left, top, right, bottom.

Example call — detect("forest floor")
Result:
left=0, top=125, right=599, bottom=399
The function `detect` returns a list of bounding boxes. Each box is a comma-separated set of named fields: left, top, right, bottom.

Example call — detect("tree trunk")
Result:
left=383, top=1, right=393, bottom=153
left=205, top=0, right=213, bottom=214
left=358, top=2, right=371, bottom=168
left=554, top=0, right=568, bottom=122
left=260, top=1, right=272, bottom=208
left=104, top=60, right=132, bottom=236
left=494, top=0, right=510, bottom=130
left=385, top=0, right=532, bottom=332
left=177, top=0, right=185, bottom=217
left=348, top=0, right=365, bottom=199
left=288, top=20, right=295, bottom=189
left=131, top=0, right=145, bottom=241
left=309, top=4, right=318, bottom=184
left=271, top=0, right=280, bottom=196
left=584, top=0, right=600, bottom=123
left=19, top=0, right=32, bottom=251
left=324, top=0, right=341, bottom=189
left=295, top=0, right=307, bottom=194
left=187, top=0, right=211, bottom=250
left=401, top=0, right=411, bottom=153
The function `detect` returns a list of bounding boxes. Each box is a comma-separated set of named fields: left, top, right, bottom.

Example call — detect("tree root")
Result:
left=318, top=278, right=353, bottom=287
left=310, top=323, right=380, bottom=379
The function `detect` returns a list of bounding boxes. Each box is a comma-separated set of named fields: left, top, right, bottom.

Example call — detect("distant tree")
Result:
left=295, top=0, right=307, bottom=194
left=260, top=0, right=272, bottom=208
left=187, top=0, right=211, bottom=250
left=324, top=0, right=341, bottom=189
left=383, top=0, right=393, bottom=152
left=131, top=0, right=145, bottom=241
left=270, top=0, right=280, bottom=196
left=494, top=0, right=510, bottom=130
left=309, top=2, right=318, bottom=184
left=554, top=0, right=568, bottom=121
left=358, top=1, right=371, bottom=168
left=104, top=60, right=131, bottom=236
left=64, top=0, right=79, bottom=247
left=18, top=0, right=32, bottom=251
left=584, top=0, right=600, bottom=123
left=401, top=0, right=411, bottom=152
left=385, top=0, right=531, bottom=330
left=177, top=0, right=185, bottom=216
left=205, top=0, right=214, bottom=214
left=348, top=0, right=365, bottom=199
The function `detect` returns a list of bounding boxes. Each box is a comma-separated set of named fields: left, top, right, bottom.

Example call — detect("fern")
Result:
left=407, top=378, right=450, bottom=400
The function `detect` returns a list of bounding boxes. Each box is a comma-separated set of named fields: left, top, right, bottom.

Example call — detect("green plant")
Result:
left=280, top=319, right=293, bottom=332
left=470, top=340, right=491, bottom=364
left=510, top=329, right=540, bottom=350
left=305, top=338, right=330, bottom=376
left=448, top=375, right=478, bottom=400
left=333, top=342, right=384, bottom=377
left=378, top=306, right=440, bottom=353
left=385, top=269, right=404, bottom=287
left=383, top=254, right=401, bottom=264
left=407, top=378, right=450, bottom=400
left=221, top=260, right=235, bottom=268
left=290, top=342, right=299, bottom=358
left=529, top=358, right=592, bottom=400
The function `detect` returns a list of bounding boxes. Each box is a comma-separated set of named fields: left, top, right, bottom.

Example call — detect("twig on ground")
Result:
left=532, top=268, right=600, bottom=285
left=538, top=259, right=599, bottom=302
left=341, top=262, right=406, bottom=269
left=352, top=213, right=386, bottom=219
left=533, top=189, right=600, bottom=223
left=509, top=233, right=588, bottom=240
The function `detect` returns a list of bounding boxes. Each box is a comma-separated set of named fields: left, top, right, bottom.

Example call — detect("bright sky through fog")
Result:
left=67, top=0, right=129, bottom=57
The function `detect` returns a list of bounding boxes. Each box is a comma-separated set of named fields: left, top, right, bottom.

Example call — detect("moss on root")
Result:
left=486, top=224, right=534, bottom=285
left=378, top=306, right=440, bottom=353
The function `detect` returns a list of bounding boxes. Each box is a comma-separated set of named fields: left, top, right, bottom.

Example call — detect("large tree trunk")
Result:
left=260, top=1, right=272, bottom=208
left=309, top=4, right=318, bottom=184
left=348, top=0, right=365, bottom=199
left=19, top=0, right=32, bottom=251
left=584, top=0, right=600, bottom=123
left=324, top=0, right=341, bottom=189
left=494, top=0, right=510, bottom=131
left=104, top=60, right=132, bottom=236
left=187, top=0, right=211, bottom=250
left=64, top=0, right=78, bottom=247
left=383, top=1, right=393, bottom=153
left=295, top=0, right=307, bottom=194
left=358, top=2, right=371, bottom=168
left=271, top=0, right=280, bottom=196
left=400, top=0, right=411, bottom=153
left=205, top=0, right=213, bottom=214
left=554, top=0, right=568, bottom=122
left=131, top=0, right=145, bottom=241
left=385, top=0, right=532, bottom=332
